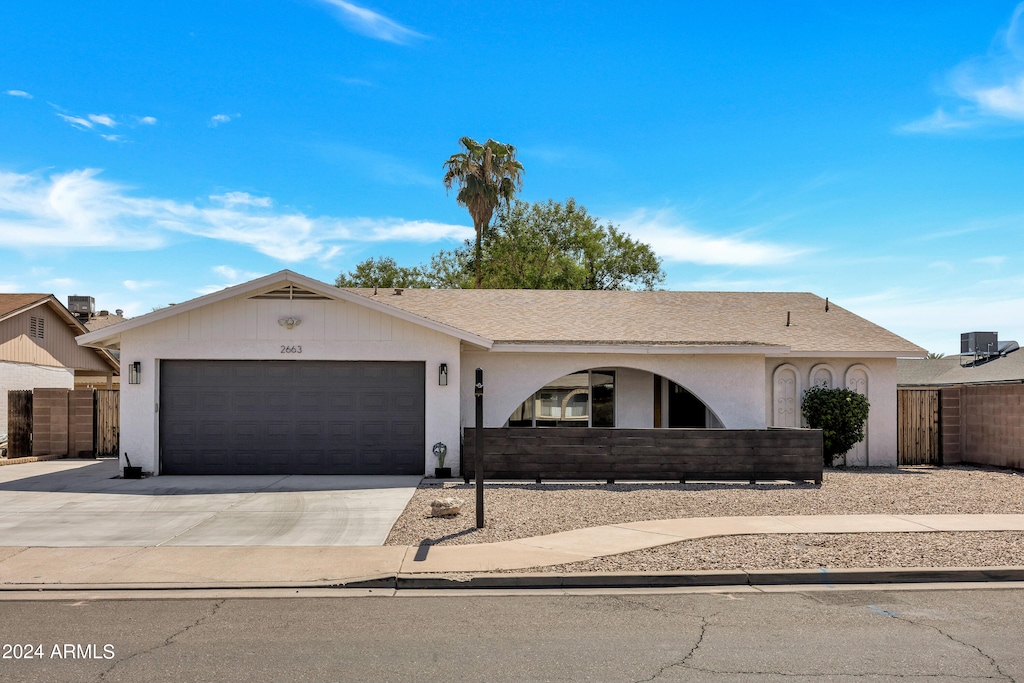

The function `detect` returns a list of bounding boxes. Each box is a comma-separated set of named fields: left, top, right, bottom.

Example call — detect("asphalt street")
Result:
left=1, top=586, right=1022, bottom=682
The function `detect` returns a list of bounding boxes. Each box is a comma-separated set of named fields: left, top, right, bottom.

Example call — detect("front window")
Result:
left=508, top=370, right=615, bottom=428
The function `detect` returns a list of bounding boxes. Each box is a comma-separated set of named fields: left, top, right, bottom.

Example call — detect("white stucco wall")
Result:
left=118, top=296, right=461, bottom=475
left=615, top=367, right=655, bottom=428
left=461, top=351, right=768, bottom=431
left=0, top=361, right=75, bottom=435
left=764, top=357, right=898, bottom=467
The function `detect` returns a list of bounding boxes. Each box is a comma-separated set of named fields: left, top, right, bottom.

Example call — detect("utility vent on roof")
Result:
left=249, top=284, right=332, bottom=301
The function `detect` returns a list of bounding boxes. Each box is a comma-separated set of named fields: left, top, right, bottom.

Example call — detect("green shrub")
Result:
left=800, top=385, right=870, bottom=466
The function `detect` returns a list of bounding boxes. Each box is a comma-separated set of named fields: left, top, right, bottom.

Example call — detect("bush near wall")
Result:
left=801, top=386, right=870, bottom=466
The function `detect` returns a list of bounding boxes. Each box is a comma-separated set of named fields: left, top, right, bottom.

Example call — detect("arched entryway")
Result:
left=505, top=368, right=723, bottom=429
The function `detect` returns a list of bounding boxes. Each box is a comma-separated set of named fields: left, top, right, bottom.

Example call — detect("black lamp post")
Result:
left=475, top=367, right=484, bottom=529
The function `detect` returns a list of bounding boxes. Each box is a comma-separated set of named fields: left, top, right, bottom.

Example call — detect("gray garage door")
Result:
left=159, top=360, right=424, bottom=475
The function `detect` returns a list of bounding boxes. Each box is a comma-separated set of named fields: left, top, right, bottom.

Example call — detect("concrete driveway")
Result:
left=0, top=459, right=421, bottom=547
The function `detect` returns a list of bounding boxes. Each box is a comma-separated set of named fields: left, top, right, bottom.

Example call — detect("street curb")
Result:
left=3, top=567, right=1024, bottom=593
left=340, top=566, right=1024, bottom=590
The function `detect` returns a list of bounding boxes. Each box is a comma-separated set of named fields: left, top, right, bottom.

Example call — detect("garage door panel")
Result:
left=160, top=360, right=424, bottom=475
left=361, top=392, right=388, bottom=411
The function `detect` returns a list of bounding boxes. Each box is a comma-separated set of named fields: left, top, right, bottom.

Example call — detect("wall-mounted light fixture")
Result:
left=128, top=361, right=141, bottom=385
left=438, top=363, right=448, bottom=386
left=278, top=317, right=301, bottom=330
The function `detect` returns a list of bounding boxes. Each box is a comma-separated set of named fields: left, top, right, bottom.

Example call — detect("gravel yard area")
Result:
left=507, top=532, right=1024, bottom=573
left=385, top=466, right=1024, bottom=569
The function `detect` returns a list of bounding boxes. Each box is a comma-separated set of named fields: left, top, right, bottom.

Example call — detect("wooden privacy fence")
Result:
left=95, top=389, right=120, bottom=457
left=897, top=389, right=941, bottom=465
left=7, top=390, right=32, bottom=459
left=5, top=388, right=120, bottom=459
left=462, top=427, right=823, bottom=484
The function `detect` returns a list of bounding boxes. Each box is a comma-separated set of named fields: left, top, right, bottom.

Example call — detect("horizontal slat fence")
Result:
left=462, top=427, right=823, bottom=484
left=897, top=389, right=941, bottom=465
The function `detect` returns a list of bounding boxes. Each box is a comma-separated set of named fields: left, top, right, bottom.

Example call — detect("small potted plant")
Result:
left=432, top=442, right=451, bottom=478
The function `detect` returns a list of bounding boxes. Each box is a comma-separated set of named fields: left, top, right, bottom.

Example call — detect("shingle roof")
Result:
left=84, top=312, right=128, bottom=332
left=0, top=294, right=50, bottom=319
left=898, top=352, right=1024, bottom=386
left=349, top=289, right=926, bottom=355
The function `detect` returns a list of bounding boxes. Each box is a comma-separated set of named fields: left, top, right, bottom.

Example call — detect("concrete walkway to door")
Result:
left=0, top=459, right=420, bottom=547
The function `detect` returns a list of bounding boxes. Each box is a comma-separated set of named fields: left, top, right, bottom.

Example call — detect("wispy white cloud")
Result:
left=0, top=168, right=470, bottom=263
left=137, top=116, right=158, bottom=125
left=315, top=0, right=425, bottom=44
left=615, top=209, right=808, bottom=267
left=123, top=279, right=162, bottom=291
left=56, top=113, right=94, bottom=129
left=904, top=3, right=1024, bottom=132
left=209, top=113, right=239, bottom=127
left=210, top=191, right=272, bottom=208
left=45, top=277, right=76, bottom=289
left=212, top=265, right=264, bottom=282
left=88, top=114, right=116, bottom=128
left=5, top=89, right=32, bottom=99
left=972, top=255, right=1007, bottom=267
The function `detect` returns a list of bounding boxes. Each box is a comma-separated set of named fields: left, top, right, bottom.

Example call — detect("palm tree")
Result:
left=443, top=137, right=524, bottom=288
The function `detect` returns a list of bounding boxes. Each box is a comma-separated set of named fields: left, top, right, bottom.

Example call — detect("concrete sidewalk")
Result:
left=2, top=513, right=1023, bottom=590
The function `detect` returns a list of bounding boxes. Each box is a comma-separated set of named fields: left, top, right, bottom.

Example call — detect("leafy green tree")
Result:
left=442, top=137, right=524, bottom=289
left=335, top=256, right=429, bottom=288
left=800, top=386, right=871, bottom=466
left=431, top=199, right=664, bottom=290
left=926, top=352, right=946, bottom=359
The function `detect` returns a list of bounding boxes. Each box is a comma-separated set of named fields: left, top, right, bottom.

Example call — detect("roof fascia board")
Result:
left=77, top=270, right=493, bottom=349
left=486, top=343, right=787, bottom=355
left=0, top=297, right=51, bottom=325
left=766, top=350, right=925, bottom=359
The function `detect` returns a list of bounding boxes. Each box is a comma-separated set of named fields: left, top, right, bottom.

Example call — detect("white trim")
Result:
left=766, top=350, right=919, bottom=359
left=77, top=270, right=493, bottom=350
left=489, top=343, right=787, bottom=355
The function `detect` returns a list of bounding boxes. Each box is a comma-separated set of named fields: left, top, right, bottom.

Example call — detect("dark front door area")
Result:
left=159, top=360, right=424, bottom=475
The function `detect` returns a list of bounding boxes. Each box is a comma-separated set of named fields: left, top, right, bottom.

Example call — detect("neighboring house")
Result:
left=77, top=270, right=924, bottom=476
left=897, top=342, right=1023, bottom=469
left=897, top=348, right=1024, bottom=388
left=0, top=294, right=121, bottom=435
left=76, top=305, right=126, bottom=389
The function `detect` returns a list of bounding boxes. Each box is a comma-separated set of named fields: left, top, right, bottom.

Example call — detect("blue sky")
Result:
left=2, top=1, right=1023, bottom=354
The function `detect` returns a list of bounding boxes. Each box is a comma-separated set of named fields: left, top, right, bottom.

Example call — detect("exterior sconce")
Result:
left=278, top=317, right=301, bottom=330
left=439, top=363, right=448, bottom=386
left=128, top=362, right=141, bottom=385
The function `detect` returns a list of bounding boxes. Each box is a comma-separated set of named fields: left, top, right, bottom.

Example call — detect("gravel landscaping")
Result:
left=385, top=466, right=1024, bottom=570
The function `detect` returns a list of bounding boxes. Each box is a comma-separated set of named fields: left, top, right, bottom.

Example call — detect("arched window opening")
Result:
left=653, top=375, right=724, bottom=428
left=507, top=370, right=616, bottom=428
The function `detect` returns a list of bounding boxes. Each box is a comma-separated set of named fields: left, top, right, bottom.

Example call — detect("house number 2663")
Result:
left=280, top=345, right=302, bottom=354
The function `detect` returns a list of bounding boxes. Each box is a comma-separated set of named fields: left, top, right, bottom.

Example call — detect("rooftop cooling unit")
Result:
left=961, top=331, right=998, bottom=366
left=68, top=295, right=95, bottom=318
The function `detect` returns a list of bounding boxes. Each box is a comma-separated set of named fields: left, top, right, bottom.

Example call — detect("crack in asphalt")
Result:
left=624, top=597, right=1013, bottom=682
left=883, top=611, right=1017, bottom=683
left=94, top=599, right=225, bottom=682
left=633, top=612, right=715, bottom=683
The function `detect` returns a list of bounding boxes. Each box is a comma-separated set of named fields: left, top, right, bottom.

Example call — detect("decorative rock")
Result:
left=430, top=497, right=463, bottom=517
